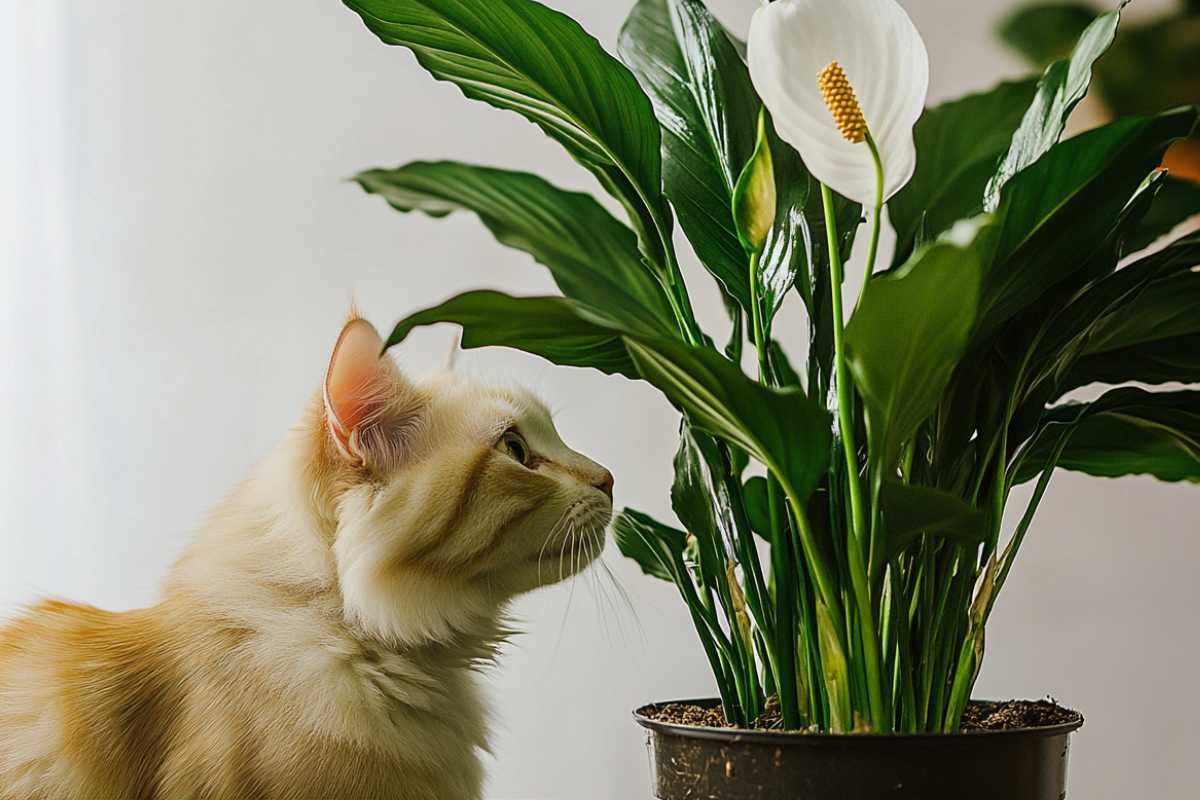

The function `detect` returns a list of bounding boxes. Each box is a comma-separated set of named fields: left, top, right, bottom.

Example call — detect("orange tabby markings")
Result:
left=0, top=317, right=613, bottom=800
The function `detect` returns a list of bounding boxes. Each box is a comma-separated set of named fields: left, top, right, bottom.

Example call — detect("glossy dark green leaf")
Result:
left=888, top=78, right=1039, bottom=268
left=672, top=426, right=735, bottom=573
left=385, top=292, right=639, bottom=377
left=1065, top=270, right=1200, bottom=388
left=846, top=222, right=991, bottom=470
left=996, top=170, right=1166, bottom=426
left=344, top=0, right=671, bottom=268
left=1126, top=176, right=1200, bottom=253
left=355, top=161, right=677, bottom=334
left=768, top=339, right=802, bottom=389
left=879, top=481, right=988, bottom=557
left=984, top=7, right=1123, bottom=210
left=742, top=475, right=771, bottom=538
left=760, top=177, right=812, bottom=330
left=627, top=336, right=833, bottom=503
left=1051, top=230, right=1200, bottom=347
left=998, top=3, right=1098, bottom=65
left=1029, top=230, right=1200, bottom=394
left=619, top=0, right=758, bottom=307
left=1016, top=388, right=1200, bottom=484
left=387, top=290, right=833, bottom=501
left=979, top=108, right=1199, bottom=336
left=613, top=508, right=687, bottom=583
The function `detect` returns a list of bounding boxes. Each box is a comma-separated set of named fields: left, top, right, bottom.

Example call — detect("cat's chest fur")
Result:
left=166, top=599, right=497, bottom=799
left=0, top=591, right=497, bottom=800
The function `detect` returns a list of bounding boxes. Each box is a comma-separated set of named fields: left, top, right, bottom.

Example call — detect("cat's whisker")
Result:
left=585, top=533, right=618, bottom=643
left=590, top=536, right=622, bottom=640
left=556, top=522, right=571, bottom=585
left=596, top=551, right=640, bottom=642
left=537, top=511, right=573, bottom=585
left=550, top=522, right=585, bottom=657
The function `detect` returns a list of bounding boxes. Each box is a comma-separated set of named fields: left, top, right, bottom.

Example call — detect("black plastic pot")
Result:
left=635, top=699, right=1083, bottom=799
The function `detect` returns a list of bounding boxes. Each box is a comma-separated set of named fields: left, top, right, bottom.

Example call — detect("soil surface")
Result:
left=641, top=697, right=1081, bottom=734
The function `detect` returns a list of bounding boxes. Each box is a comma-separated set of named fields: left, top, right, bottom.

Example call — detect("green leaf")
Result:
left=846, top=221, right=991, bottom=470
left=354, top=161, right=677, bottom=334
left=344, top=0, right=671, bottom=268
left=984, top=7, right=1123, bottom=210
left=386, top=290, right=834, bottom=502
left=878, top=481, right=988, bottom=558
left=613, top=508, right=687, bottom=583
left=1016, top=388, right=1200, bottom=484
left=980, top=108, right=1199, bottom=336
left=998, top=3, right=1099, bottom=66
left=888, top=78, right=1039, bottom=268
left=742, top=476, right=771, bottom=538
left=1030, top=230, right=1200, bottom=396
left=671, top=426, right=735, bottom=574
left=1066, top=269, right=1200, bottom=388
left=619, top=0, right=759, bottom=308
left=1126, top=176, right=1200, bottom=253
left=768, top=339, right=802, bottom=388
left=626, top=337, right=832, bottom=502
left=732, top=112, right=776, bottom=256
left=385, top=292, right=640, bottom=377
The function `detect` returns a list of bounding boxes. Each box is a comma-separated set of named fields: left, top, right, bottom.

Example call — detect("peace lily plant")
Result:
left=342, top=0, right=1200, bottom=735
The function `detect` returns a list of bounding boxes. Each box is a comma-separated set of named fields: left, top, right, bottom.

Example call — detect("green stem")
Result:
left=746, top=244, right=803, bottom=725
left=857, top=131, right=885, bottom=308
left=782, top=488, right=838, bottom=613
left=674, top=557, right=739, bottom=722
left=821, top=184, right=869, bottom=546
left=821, top=182, right=890, bottom=730
left=901, top=440, right=916, bottom=484
left=990, top=419, right=1080, bottom=619
left=748, top=250, right=769, bottom=379
left=767, top=477, right=802, bottom=728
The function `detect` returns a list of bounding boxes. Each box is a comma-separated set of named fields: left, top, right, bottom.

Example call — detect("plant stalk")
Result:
left=858, top=130, right=886, bottom=308
left=819, top=182, right=889, bottom=730
left=820, top=184, right=869, bottom=547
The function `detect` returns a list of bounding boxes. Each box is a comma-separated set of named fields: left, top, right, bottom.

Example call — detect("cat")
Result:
left=0, top=317, right=613, bottom=800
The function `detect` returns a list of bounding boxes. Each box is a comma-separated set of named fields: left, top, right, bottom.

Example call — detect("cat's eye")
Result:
left=497, top=430, right=531, bottom=467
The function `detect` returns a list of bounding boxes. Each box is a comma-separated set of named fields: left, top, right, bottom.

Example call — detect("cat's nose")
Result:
left=593, top=470, right=614, bottom=499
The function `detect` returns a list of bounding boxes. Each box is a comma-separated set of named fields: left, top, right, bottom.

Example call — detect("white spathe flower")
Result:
left=748, top=0, right=929, bottom=205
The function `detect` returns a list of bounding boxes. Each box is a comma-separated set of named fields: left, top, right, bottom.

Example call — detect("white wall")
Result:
left=1, top=1, right=1194, bottom=798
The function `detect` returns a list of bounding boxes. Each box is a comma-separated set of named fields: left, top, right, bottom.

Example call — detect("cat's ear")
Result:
left=323, top=318, right=421, bottom=468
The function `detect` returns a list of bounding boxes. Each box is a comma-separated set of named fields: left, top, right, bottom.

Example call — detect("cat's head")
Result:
left=316, top=318, right=612, bottom=644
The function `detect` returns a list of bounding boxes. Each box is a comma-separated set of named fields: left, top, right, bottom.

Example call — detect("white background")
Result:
left=2, top=1, right=1196, bottom=798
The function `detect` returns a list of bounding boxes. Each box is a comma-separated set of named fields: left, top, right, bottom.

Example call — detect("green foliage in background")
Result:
left=343, top=0, right=1199, bottom=733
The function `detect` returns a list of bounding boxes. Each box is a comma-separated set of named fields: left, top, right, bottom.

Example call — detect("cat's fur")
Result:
left=0, top=318, right=613, bottom=800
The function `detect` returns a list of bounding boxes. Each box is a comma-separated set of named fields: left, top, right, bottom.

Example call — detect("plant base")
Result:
left=636, top=699, right=1083, bottom=800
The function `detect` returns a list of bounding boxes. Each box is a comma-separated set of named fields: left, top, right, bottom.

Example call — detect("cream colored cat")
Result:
left=0, top=317, right=613, bottom=800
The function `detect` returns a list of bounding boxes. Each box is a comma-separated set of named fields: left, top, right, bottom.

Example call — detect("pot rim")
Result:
left=634, top=698, right=1084, bottom=744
